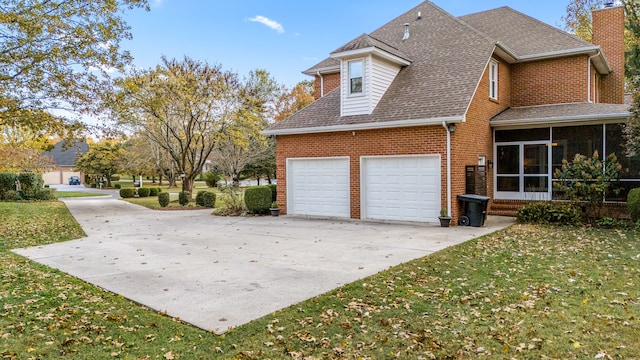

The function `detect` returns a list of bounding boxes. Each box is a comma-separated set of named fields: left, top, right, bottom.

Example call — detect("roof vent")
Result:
left=417, top=11, right=422, bottom=20
left=402, top=23, right=410, bottom=41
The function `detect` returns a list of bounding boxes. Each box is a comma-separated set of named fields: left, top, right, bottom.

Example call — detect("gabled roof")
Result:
left=492, top=103, right=630, bottom=128
left=460, top=7, right=595, bottom=59
left=330, top=33, right=412, bottom=63
left=44, top=139, right=89, bottom=167
left=460, top=7, right=609, bottom=72
left=267, top=1, right=619, bottom=135
left=267, top=1, right=495, bottom=134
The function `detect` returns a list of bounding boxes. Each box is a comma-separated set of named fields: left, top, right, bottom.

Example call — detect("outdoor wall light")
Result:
left=447, top=124, right=456, bottom=133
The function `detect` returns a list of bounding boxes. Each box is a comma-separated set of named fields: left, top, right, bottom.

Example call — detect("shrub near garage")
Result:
left=137, top=187, right=150, bottom=197
left=244, top=186, right=272, bottom=214
left=149, top=187, right=160, bottom=196
left=119, top=188, right=135, bottom=198
left=202, top=192, right=216, bottom=208
left=628, top=187, right=640, bottom=220
left=158, top=192, right=170, bottom=207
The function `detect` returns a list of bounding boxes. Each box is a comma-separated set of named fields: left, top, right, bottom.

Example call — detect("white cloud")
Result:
left=248, top=15, right=284, bottom=34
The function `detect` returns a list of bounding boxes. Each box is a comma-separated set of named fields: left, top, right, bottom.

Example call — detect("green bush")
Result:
left=35, top=188, right=56, bottom=201
left=114, top=183, right=122, bottom=189
left=149, top=187, right=159, bottom=196
left=517, top=202, right=583, bottom=225
left=244, top=186, right=272, bottom=214
left=203, top=192, right=216, bottom=208
left=119, top=188, right=136, bottom=198
left=267, top=183, right=277, bottom=202
left=627, top=187, right=640, bottom=220
left=18, top=172, right=44, bottom=200
left=178, top=191, right=190, bottom=206
left=158, top=192, right=170, bottom=207
left=196, top=191, right=207, bottom=206
left=137, top=187, right=150, bottom=197
left=2, top=190, right=21, bottom=201
left=0, top=172, right=18, bottom=193
left=91, top=183, right=97, bottom=188
left=203, top=169, right=223, bottom=188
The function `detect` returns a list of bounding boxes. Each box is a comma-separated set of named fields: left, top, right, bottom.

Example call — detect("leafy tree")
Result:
left=553, top=151, right=622, bottom=217
left=209, top=70, right=280, bottom=185
left=0, top=147, right=53, bottom=173
left=114, top=56, right=247, bottom=194
left=75, top=142, right=126, bottom=187
left=562, top=0, right=640, bottom=85
left=0, top=0, right=148, bottom=140
left=274, top=80, right=315, bottom=122
left=624, top=83, right=640, bottom=155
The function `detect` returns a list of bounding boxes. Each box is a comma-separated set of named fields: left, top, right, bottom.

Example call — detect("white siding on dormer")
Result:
left=371, top=57, right=401, bottom=110
left=340, top=55, right=402, bottom=117
left=341, top=56, right=370, bottom=117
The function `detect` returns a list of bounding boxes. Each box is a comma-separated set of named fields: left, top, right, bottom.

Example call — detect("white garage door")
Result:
left=362, top=155, right=440, bottom=222
left=287, top=158, right=350, bottom=218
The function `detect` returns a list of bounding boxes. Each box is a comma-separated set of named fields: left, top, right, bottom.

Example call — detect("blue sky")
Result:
left=122, top=0, right=572, bottom=88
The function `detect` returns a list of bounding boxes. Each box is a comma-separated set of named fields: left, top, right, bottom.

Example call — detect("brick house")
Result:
left=264, top=1, right=634, bottom=224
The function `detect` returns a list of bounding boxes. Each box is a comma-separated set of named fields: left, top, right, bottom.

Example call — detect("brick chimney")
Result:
left=592, top=4, right=625, bottom=104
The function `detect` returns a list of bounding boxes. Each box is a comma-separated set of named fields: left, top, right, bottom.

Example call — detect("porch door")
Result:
left=496, top=142, right=551, bottom=200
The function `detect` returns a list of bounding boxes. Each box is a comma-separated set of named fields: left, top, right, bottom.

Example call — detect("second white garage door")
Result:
left=287, top=157, right=350, bottom=218
left=362, top=155, right=441, bottom=222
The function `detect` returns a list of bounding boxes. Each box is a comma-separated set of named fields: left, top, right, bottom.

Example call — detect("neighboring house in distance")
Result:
left=42, top=139, right=89, bottom=185
left=264, top=1, right=635, bottom=224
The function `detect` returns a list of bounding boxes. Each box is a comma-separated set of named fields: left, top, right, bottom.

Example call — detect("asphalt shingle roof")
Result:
left=459, top=7, right=595, bottom=58
left=268, top=1, right=617, bottom=134
left=268, top=1, right=495, bottom=133
left=44, top=140, right=89, bottom=167
left=330, top=33, right=412, bottom=62
left=491, top=103, right=630, bottom=127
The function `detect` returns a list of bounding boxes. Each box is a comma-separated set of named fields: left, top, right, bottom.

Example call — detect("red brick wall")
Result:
left=275, top=127, right=447, bottom=220
left=593, top=6, right=625, bottom=104
left=511, top=55, right=588, bottom=107
left=313, top=72, right=341, bottom=100
left=451, top=57, right=510, bottom=218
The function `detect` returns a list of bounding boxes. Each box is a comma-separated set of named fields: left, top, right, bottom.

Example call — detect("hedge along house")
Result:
left=264, top=1, right=633, bottom=224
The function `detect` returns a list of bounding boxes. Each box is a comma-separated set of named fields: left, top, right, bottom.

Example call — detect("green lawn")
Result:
left=1, top=201, right=639, bottom=359
left=55, top=191, right=107, bottom=198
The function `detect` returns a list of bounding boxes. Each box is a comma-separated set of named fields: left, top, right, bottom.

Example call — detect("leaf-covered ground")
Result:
left=1, top=201, right=639, bottom=359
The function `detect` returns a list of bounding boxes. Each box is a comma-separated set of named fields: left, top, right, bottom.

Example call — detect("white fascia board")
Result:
left=520, top=46, right=611, bottom=73
left=302, top=65, right=340, bottom=76
left=331, top=47, right=411, bottom=66
left=491, top=112, right=630, bottom=128
left=263, top=116, right=465, bottom=136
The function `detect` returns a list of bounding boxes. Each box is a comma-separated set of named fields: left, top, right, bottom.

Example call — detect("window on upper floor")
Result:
left=489, top=60, right=498, bottom=100
left=349, top=60, right=363, bottom=95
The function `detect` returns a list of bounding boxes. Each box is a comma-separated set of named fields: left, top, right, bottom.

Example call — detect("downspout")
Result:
left=587, top=51, right=600, bottom=103
left=442, top=122, right=452, bottom=217
left=316, top=71, right=324, bottom=98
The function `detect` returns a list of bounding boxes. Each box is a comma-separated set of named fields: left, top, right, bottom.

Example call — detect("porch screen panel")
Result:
left=606, top=124, right=640, bottom=201
left=552, top=125, right=603, bottom=173
left=497, top=145, right=519, bottom=192
left=524, top=144, right=548, bottom=192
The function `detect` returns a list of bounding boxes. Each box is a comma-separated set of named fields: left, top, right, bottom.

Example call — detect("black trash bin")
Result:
left=457, top=194, right=490, bottom=227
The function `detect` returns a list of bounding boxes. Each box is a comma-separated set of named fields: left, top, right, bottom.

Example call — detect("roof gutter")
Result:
left=330, top=47, right=412, bottom=66
left=302, top=65, right=340, bottom=76
left=492, top=43, right=611, bottom=74
left=263, top=115, right=465, bottom=136
left=491, top=112, right=631, bottom=128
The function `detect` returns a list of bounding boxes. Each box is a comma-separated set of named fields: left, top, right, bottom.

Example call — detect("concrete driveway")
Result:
left=14, top=194, right=513, bottom=333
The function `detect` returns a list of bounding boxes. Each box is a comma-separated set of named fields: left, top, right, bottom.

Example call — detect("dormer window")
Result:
left=349, top=60, right=363, bottom=94
left=489, top=60, right=498, bottom=100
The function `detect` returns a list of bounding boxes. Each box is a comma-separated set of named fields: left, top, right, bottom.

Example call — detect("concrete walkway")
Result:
left=14, top=195, right=514, bottom=333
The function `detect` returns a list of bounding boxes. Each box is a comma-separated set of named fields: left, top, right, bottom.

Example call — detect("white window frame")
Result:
left=489, top=60, right=498, bottom=100
left=348, top=59, right=364, bottom=95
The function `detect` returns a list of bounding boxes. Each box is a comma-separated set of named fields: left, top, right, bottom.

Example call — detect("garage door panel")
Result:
left=288, top=158, right=350, bottom=218
left=363, top=156, right=440, bottom=222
